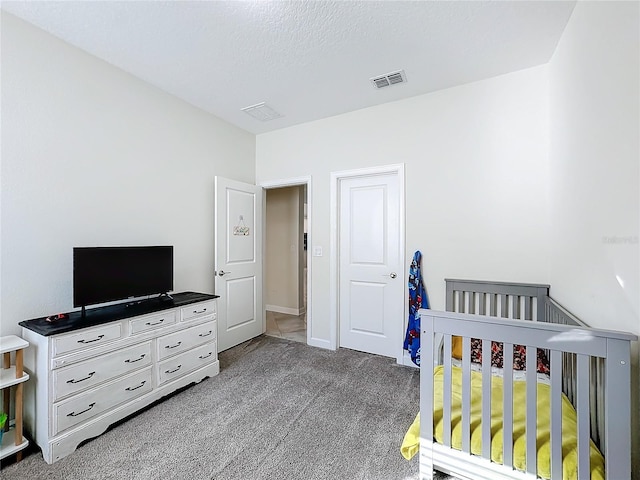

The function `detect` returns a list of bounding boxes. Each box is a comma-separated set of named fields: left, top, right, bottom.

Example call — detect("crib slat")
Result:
left=577, top=354, right=590, bottom=479
left=532, top=296, right=538, bottom=322
left=481, top=339, right=492, bottom=460
left=567, top=353, right=575, bottom=407
left=502, top=343, right=514, bottom=468
left=595, top=358, right=605, bottom=455
left=461, top=337, right=471, bottom=453
left=500, top=295, right=508, bottom=318
left=524, top=296, right=532, bottom=321
left=467, top=292, right=475, bottom=314
left=512, top=295, right=520, bottom=319
left=525, top=346, right=537, bottom=475
left=550, top=350, right=563, bottom=480
left=458, top=292, right=464, bottom=313
left=478, top=293, right=486, bottom=315
left=544, top=301, right=550, bottom=323
left=589, top=357, right=598, bottom=446
left=443, top=334, right=452, bottom=447
left=490, top=294, right=497, bottom=316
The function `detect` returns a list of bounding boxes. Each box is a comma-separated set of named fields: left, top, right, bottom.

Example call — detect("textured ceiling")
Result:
left=1, top=1, right=576, bottom=134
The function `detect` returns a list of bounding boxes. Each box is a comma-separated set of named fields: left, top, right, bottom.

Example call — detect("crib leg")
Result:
left=419, top=465, right=434, bottom=480
left=419, top=443, right=435, bottom=480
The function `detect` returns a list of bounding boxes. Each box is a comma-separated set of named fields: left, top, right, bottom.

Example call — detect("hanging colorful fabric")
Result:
left=403, top=250, right=429, bottom=365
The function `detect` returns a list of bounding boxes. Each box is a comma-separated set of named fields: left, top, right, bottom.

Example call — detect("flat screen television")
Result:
left=73, top=246, right=173, bottom=309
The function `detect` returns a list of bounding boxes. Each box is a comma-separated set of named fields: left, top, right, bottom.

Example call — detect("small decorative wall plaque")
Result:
left=233, top=215, right=250, bottom=236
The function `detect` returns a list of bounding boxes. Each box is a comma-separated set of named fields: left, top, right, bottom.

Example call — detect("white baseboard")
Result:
left=266, top=304, right=304, bottom=316
left=401, top=350, right=419, bottom=369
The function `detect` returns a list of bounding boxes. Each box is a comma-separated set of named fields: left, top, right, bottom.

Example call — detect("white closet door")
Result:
left=338, top=171, right=403, bottom=358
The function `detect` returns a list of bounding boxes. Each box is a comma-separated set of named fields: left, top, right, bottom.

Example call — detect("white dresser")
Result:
left=20, top=293, right=218, bottom=464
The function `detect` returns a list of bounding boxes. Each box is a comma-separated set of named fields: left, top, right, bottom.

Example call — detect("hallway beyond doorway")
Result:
left=266, top=311, right=306, bottom=343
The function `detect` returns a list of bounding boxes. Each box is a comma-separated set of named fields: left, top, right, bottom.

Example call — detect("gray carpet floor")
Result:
left=1, top=335, right=440, bottom=480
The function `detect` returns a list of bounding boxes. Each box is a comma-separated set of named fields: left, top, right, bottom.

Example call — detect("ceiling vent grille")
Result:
left=241, top=102, right=283, bottom=121
left=370, top=70, right=407, bottom=89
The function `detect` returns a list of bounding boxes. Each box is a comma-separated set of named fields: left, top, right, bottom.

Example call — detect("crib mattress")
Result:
left=401, top=365, right=605, bottom=480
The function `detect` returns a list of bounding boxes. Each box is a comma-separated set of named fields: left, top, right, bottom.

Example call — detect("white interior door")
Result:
left=338, top=171, right=403, bottom=358
left=214, top=176, right=264, bottom=351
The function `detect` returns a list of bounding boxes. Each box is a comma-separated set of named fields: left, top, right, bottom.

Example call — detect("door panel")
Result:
left=226, top=276, right=256, bottom=329
left=215, top=177, right=263, bottom=351
left=349, top=186, right=385, bottom=264
left=339, top=172, right=402, bottom=358
left=349, top=281, right=385, bottom=334
left=226, top=189, right=256, bottom=263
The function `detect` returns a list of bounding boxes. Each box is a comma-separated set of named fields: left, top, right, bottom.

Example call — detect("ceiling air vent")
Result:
left=241, top=102, right=283, bottom=122
left=370, top=70, right=407, bottom=89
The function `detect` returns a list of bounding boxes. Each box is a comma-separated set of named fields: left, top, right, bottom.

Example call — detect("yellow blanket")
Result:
left=401, top=366, right=605, bottom=480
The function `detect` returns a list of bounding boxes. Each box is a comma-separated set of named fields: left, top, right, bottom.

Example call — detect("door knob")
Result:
left=389, top=272, right=397, bottom=279
left=217, top=270, right=230, bottom=277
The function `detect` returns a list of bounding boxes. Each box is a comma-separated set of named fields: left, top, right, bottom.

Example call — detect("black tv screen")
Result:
left=73, top=246, right=173, bottom=308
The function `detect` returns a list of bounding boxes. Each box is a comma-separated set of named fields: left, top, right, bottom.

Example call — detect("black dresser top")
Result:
left=19, top=292, right=218, bottom=337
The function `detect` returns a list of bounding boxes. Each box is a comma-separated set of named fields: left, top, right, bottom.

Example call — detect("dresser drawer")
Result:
left=53, top=367, right=152, bottom=435
left=157, top=341, right=216, bottom=385
left=53, top=342, right=152, bottom=401
left=53, top=323, right=122, bottom=357
left=129, top=310, right=176, bottom=334
left=181, top=301, right=216, bottom=322
left=157, top=321, right=216, bottom=360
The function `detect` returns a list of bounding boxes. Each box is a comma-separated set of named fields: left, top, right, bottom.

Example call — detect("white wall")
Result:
left=0, top=13, right=256, bottom=336
left=548, top=1, right=640, bottom=475
left=265, top=186, right=304, bottom=314
left=257, top=65, right=550, bottom=345
left=549, top=0, right=639, bottom=340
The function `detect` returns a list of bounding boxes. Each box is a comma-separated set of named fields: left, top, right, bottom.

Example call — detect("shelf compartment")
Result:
left=0, top=336, right=28, bottom=356
left=0, top=428, right=29, bottom=460
left=0, top=368, right=29, bottom=389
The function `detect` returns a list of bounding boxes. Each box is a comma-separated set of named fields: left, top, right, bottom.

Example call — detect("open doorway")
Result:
left=262, top=181, right=309, bottom=344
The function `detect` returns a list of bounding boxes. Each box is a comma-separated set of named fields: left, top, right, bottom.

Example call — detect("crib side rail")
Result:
left=542, top=295, right=607, bottom=450
left=419, top=309, right=636, bottom=480
left=542, top=296, right=588, bottom=328
left=427, top=309, right=633, bottom=354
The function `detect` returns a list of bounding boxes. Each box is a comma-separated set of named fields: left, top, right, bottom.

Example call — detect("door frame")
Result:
left=259, top=176, right=317, bottom=347
left=329, top=164, right=406, bottom=362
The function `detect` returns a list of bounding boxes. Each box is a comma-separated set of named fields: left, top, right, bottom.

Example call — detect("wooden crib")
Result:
left=418, top=279, right=636, bottom=480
